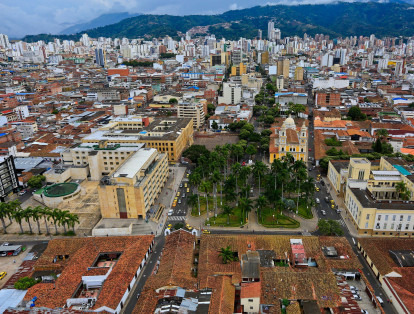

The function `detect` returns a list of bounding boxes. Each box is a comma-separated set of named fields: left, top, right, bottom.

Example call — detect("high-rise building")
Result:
left=95, top=48, right=106, bottom=67
left=0, top=156, right=19, bottom=202
left=268, top=21, right=275, bottom=41
left=258, top=29, right=262, bottom=40
left=177, top=102, right=205, bottom=129
left=0, top=34, right=9, bottom=48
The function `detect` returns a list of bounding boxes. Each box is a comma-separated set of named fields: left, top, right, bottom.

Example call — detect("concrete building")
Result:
left=177, top=102, right=205, bottom=129
left=218, top=82, right=242, bottom=105
left=0, top=155, right=19, bottom=201
left=81, top=117, right=194, bottom=163
left=98, top=148, right=168, bottom=219
left=294, top=67, right=304, bottom=81
left=333, top=157, right=414, bottom=236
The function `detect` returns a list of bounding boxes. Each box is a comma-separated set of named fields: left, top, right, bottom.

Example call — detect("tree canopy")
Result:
left=182, top=145, right=210, bottom=164
left=27, top=175, right=45, bottom=189
left=318, top=219, right=343, bottom=236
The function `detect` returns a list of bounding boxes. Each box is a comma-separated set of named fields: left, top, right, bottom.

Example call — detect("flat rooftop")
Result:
left=351, top=187, right=414, bottom=210
left=113, top=148, right=156, bottom=179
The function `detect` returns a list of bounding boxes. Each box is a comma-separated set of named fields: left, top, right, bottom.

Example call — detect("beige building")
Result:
left=81, top=117, right=194, bottom=163
left=98, top=148, right=168, bottom=219
left=61, top=143, right=145, bottom=181
left=177, top=102, right=205, bottom=129
left=337, top=157, right=414, bottom=236
left=294, top=66, right=304, bottom=81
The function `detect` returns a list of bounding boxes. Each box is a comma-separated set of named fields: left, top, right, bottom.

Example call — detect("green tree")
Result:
left=318, top=219, right=343, bottom=236
left=200, top=180, right=211, bottom=221
left=325, top=138, right=342, bottom=147
left=289, top=103, right=306, bottom=117
left=245, top=145, right=257, bottom=159
left=373, top=138, right=383, bottom=153
left=14, top=277, right=39, bottom=290
left=48, top=208, right=63, bottom=235
left=31, top=206, right=43, bottom=235
left=183, top=145, right=210, bottom=164
left=189, top=172, right=202, bottom=216
left=207, top=103, right=215, bottom=114
left=23, top=207, right=34, bottom=234
left=218, top=246, right=237, bottom=264
left=376, top=128, right=389, bottom=139
left=256, top=195, right=267, bottom=223
left=168, top=98, right=178, bottom=104
left=222, top=204, right=233, bottom=225
left=40, top=207, right=51, bottom=235
left=211, top=121, right=219, bottom=130
left=239, top=197, right=253, bottom=223
left=27, top=175, right=45, bottom=189
left=252, top=161, right=267, bottom=195
left=395, top=181, right=411, bottom=201
left=12, top=207, right=25, bottom=234
left=0, top=202, right=10, bottom=234
left=347, top=106, right=366, bottom=121
left=66, top=213, right=79, bottom=233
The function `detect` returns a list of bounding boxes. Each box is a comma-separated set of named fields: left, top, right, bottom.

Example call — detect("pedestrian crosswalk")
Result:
left=168, top=216, right=186, bottom=221
left=338, top=219, right=346, bottom=226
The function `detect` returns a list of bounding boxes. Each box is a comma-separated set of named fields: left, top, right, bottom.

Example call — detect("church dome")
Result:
left=284, top=114, right=296, bottom=128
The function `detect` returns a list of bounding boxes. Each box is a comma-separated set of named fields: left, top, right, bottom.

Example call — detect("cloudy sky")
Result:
left=0, top=0, right=396, bottom=38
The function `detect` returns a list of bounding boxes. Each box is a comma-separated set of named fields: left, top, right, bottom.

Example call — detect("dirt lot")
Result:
left=194, top=133, right=239, bottom=150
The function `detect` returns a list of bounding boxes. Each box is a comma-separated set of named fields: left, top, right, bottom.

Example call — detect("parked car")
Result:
left=178, top=199, right=182, bottom=204
left=18, top=190, right=27, bottom=196
left=315, top=198, right=320, bottom=204
left=349, top=286, right=358, bottom=291
left=353, top=294, right=362, bottom=301
left=0, top=272, right=6, bottom=280
left=168, top=209, right=174, bottom=216
left=179, top=183, right=183, bottom=188
left=376, top=296, right=384, bottom=305
left=321, top=210, right=326, bottom=216
left=202, top=229, right=211, bottom=234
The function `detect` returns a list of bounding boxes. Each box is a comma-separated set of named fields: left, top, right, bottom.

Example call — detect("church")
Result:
left=269, top=115, right=308, bottom=163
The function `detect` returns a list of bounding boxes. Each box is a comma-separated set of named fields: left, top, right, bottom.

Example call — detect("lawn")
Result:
left=190, top=196, right=220, bottom=217
left=207, top=206, right=245, bottom=227
left=297, top=199, right=313, bottom=219
left=259, top=207, right=300, bottom=228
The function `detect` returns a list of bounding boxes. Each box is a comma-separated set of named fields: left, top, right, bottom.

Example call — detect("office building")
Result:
left=327, top=157, right=414, bottom=236
left=95, top=48, right=106, bottom=67
left=81, top=117, right=194, bottom=163
left=218, top=82, right=242, bottom=105
left=0, top=156, right=19, bottom=201
left=98, top=148, right=168, bottom=219
left=177, top=102, right=205, bottom=129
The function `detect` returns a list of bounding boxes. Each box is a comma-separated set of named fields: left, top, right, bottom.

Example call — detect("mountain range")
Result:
left=22, top=2, right=414, bottom=42
left=59, top=12, right=141, bottom=35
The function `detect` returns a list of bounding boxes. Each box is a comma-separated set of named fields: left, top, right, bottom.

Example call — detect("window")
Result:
left=393, top=215, right=396, bottom=221
left=358, top=170, right=365, bottom=180
left=366, top=214, right=370, bottom=220
left=408, top=216, right=412, bottom=222
left=400, top=215, right=404, bottom=222
left=391, top=223, right=394, bottom=229
left=248, top=299, right=253, bottom=302
left=385, top=215, right=389, bottom=221
left=383, top=223, right=387, bottom=229
left=406, top=224, right=409, bottom=230
left=365, top=222, right=369, bottom=229
left=377, top=215, right=381, bottom=221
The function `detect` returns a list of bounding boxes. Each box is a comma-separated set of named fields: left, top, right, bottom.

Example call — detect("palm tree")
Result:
left=8, top=200, right=22, bottom=224
left=60, top=210, right=71, bottom=234
left=239, top=166, right=251, bottom=187
left=0, top=202, right=10, bottom=234
left=66, top=213, right=79, bottom=233
left=189, top=172, right=202, bottom=216
left=395, top=181, right=411, bottom=201
left=31, top=206, right=43, bottom=235
left=40, top=207, right=51, bottom=235
left=200, top=180, right=211, bottom=221
left=23, top=207, right=33, bottom=234
left=12, top=208, right=25, bottom=234
left=218, top=246, right=237, bottom=264
left=253, top=161, right=268, bottom=195
left=256, top=195, right=267, bottom=223
left=239, top=197, right=253, bottom=224
left=376, top=128, right=389, bottom=140
left=49, top=208, right=63, bottom=235
left=231, top=163, right=242, bottom=206
left=222, top=204, right=233, bottom=225
left=211, top=170, right=222, bottom=217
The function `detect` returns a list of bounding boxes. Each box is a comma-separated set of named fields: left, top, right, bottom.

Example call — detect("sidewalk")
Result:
left=322, top=176, right=360, bottom=238
left=185, top=203, right=319, bottom=233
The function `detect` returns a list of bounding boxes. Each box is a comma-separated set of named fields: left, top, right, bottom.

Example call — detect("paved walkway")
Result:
left=323, top=176, right=361, bottom=238
left=185, top=202, right=319, bottom=233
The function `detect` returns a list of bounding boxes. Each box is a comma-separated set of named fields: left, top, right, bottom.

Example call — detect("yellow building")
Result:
left=81, top=117, right=194, bottom=163
left=260, top=51, right=269, bottom=65
left=269, top=116, right=308, bottom=163
left=231, top=63, right=247, bottom=76
left=98, top=148, right=168, bottom=219
left=294, top=67, right=304, bottom=81
left=343, top=157, right=414, bottom=236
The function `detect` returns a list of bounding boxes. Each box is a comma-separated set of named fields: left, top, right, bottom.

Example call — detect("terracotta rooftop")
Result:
left=24, top=236, right=154, bottom=311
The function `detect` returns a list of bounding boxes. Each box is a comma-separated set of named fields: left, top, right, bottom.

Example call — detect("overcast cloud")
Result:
left=0, top=0, right=398, bottom=38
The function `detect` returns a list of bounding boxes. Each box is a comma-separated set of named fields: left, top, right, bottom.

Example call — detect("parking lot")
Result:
left=0, top=243, right=33, bottom=289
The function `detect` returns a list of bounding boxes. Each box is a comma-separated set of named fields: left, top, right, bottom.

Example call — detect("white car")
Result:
left=168, top=210, right=173, bottom=216
left=321, top=210, right=326, bottom=216
left=315, top=198, right=320, bottom=204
